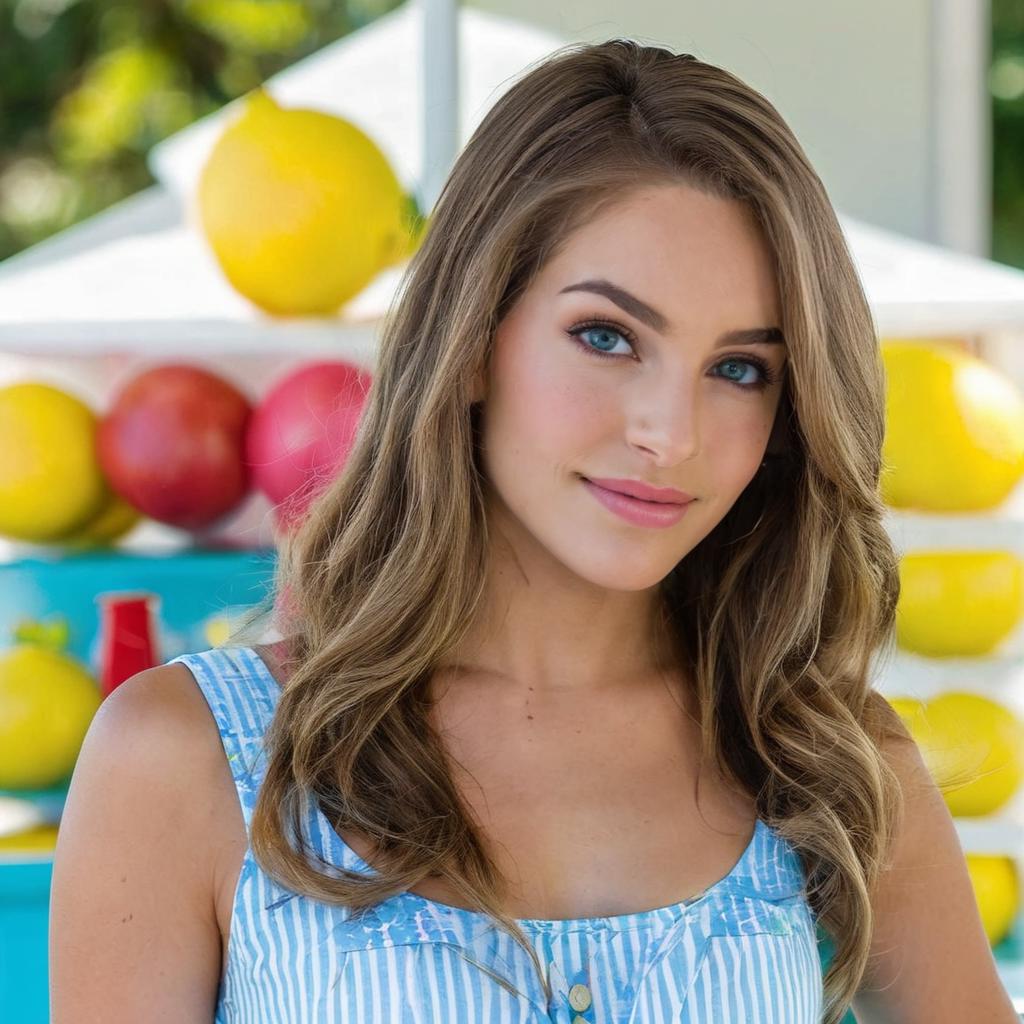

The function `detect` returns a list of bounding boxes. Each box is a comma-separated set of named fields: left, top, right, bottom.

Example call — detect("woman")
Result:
left=50, top=39, right=1018, bottom=1024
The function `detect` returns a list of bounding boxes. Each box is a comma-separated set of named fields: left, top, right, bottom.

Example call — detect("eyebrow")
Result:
left=559, top=278, right=786, bottom=348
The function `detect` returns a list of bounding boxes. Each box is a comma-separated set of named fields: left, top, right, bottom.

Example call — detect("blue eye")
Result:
left=715, top=357, right=774, bottom=389
left=569, top=321, right=636, bottom=358
left=565, top=317, right=779, bottom=391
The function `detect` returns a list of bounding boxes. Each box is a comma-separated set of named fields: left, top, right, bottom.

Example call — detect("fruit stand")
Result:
left=0, top=7, right=569, bottom=1021
left=4, top=4, right=1024, bottom=1022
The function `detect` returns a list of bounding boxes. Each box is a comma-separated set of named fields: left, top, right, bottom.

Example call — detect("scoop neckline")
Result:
left=240, top=643, right=766, bottom=931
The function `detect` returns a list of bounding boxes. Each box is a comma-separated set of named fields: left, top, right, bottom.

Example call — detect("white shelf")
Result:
left=6, top=207, right=1024, bottom=358
left=0, top=211, right=399, bottom=357
left=875, top=647, right=1024, bottom=697
left=0, top=486, right=280, bottom=565
left=955, top=813, right=1024, bottom=857
left=882, top=475, right=1024, bottom=556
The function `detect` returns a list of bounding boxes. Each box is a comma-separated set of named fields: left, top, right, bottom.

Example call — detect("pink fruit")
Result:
left=98, top=365, right=252, bottom=530
left=245, top=360, right=372, bottom=527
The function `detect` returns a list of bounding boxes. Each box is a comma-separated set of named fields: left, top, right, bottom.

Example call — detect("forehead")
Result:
left=542, top=185, right=781, bottom=328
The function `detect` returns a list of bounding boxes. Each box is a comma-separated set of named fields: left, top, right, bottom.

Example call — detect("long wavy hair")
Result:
left=238, top=38, right=913, bottom=1024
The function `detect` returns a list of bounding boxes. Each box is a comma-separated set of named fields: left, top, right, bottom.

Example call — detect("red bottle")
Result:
left=96, top=592, right=161, bottom=698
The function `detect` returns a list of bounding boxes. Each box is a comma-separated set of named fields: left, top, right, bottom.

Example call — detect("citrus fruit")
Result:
left=197, top=87, right=412, bottom=316
left=0, top=382, right=108, bottom=542
left=59, top=488, right=141, bottom=548
left=880, top=340, right=1024, bottom=511
left=0, top=645, right=102, bottom=790
left=965, top=853, right=1019, bottom=946
left=0, top=822, right=59, bottom=854
left=906, top=691, right=1024, bottom=817
left=886, top=695, right=928, bottom=729
left=896, top=551, right=1024, bottom=657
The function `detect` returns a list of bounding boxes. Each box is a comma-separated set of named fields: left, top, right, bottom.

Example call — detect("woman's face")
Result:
left=474, top=183, right=789, bottom=593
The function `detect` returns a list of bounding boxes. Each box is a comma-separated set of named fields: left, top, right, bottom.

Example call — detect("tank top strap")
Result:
left=168, top=645, right=282, bottom=835
left=720, top=816, right=813, bottom=906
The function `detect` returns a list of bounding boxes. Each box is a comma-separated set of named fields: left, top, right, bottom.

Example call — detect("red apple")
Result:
left=98, top=365, right=252, bottom=530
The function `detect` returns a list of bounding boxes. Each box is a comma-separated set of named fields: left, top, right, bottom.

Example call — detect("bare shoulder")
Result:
left=67, top=659, right=226, bottom=757
left=851, top=733, right=1018, bottom=1023
left=49, top=662, right=235, bottom=1024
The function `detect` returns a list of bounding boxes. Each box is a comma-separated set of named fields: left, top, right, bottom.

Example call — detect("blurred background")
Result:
left=4, top=1, right=1024, bottom=1021
left=5, top=0, right=1024, bottom=261
left=0, top=0, right=403, bottom=262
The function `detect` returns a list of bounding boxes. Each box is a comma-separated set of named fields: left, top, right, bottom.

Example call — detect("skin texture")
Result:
left=451, top=183, right=788, bottom=696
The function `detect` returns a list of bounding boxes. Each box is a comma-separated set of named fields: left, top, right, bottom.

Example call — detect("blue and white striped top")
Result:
left=171, top=645, right=828, bottom=1023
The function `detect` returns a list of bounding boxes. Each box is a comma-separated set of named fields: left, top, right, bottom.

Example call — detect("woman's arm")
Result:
left=49, top=665, right=225, bottom=1024
left=851, top=734, right=1019, bottom=1023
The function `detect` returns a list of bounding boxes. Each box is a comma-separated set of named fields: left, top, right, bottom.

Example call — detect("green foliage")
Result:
left=992, top=0, right=1024, bottom=269
left=0, top=0, right=403, bottom=262
left=181, top=0, right=314, bottom=54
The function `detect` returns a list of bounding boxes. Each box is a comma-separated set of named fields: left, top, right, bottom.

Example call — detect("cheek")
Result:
left=489, top=337, right=603, bottom=463
left=706, top=404, right=775, bottom=483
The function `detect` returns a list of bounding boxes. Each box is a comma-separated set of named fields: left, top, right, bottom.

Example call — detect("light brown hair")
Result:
left=236, top=39, right=912, bottom=1024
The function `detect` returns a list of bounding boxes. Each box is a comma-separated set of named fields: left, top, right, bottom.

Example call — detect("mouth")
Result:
left=578, top=475, right=691, bottom=505
left=578, top=475, right=693, bottom=528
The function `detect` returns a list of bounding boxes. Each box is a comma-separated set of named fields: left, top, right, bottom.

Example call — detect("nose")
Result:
left=625, top=375, right=702, bottom=465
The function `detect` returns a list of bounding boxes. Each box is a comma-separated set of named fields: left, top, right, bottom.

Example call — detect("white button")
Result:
left=569, top=983, right=592, bottom=1011
left=572, top=1016, right=589, bottom=1024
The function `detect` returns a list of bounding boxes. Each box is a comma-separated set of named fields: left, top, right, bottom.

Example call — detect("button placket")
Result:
left=546, top=959, right=598, bottom=1022
left=564, top=966, right=595, bottom=1022
left=568, top=983, right=592, bottom=1011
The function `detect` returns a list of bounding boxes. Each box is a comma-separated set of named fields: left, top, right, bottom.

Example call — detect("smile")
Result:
left=580, top=477, right=693, bottom=529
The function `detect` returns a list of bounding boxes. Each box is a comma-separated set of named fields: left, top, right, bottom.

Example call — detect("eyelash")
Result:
left=565, top=316, right=780, bottom=391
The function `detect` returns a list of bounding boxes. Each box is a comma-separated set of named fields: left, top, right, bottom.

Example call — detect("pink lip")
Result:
left=581, top=477, right=693, bottom=528
left=585, top=476, right=694, bottom=504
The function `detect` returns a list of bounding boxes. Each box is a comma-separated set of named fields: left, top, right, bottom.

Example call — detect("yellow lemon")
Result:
left=0, top=645, right=102, bottom=790
left=896, top=551, right=1024, bottom=657
left=880, top=340, right=1024, bottom=511
left=910, top=692, right=1024, bottom=817
left=197, top=88, right=412, bottom=316
left=0, top=382, right=108, bottom=542
left=59, top=488, right=141, bottom=548
left=885, top=695, right=928, bottom=731
left=0, top=822, right=59, bottom=854
left=881, top=335, right=969, bottom=353
left=965, top=853, right=1019, bottom=946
